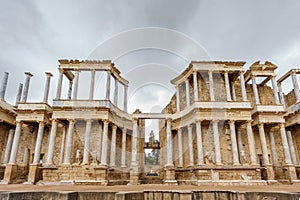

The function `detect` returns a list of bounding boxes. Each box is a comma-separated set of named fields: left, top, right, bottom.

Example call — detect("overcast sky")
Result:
left=1, top=0, right=300, bottom=137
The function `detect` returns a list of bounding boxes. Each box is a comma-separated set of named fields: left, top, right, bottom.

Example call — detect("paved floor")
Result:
left=0, top=184, right=300, bottom=193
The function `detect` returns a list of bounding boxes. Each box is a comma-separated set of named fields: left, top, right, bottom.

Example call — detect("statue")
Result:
left=240, top=150, right=246, bottom=165
left=75, top=149, right=81, bottom=164
left=204, top=150, right=215, bottom=164
left=149, top=130, right=155, bottom=145
left=91, top=150, right=98, bottom=165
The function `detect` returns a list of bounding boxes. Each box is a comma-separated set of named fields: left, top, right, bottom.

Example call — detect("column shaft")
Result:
left=208, top=71, right=215, bottom=101
left=166, top=119, right=173, bottom=166
left=185, top=80, right=190, bottom=107
left=72, top=70, right=79, bottom=100
left=176, top=85, right=180, bottom=112
left=246, top=121, right=257, bottom=164
left=188, top=125, right=194, bottom=166
left=224, top=71, right=232, bottom=101
left=177, top=128, right=183, bottom=167
left=124, top=86, right=128, bottom=112
left=106, top=71, right=111, bottom=100
left=59, top=126, right=67, bottom=164
left=114, top=78, right=119, bottom=106
left=56, top=70, right=63, bottom=99
left=279, top=123, right=292, bottom=164
left=252, top=76, right=260, bottom=104
left=229, top=121, right=240, bottom=165
left=278, top=83, right=286, bottom=108
left=193, top=71, right=199, bottom=102
left=21, top=72, right=33, bottom=102
left=45, top=120, right=57, bottom=164
left=101, top=120, right=109, bottom=166
left=258, top=124, right=269, bottom=164
left=64, top=120, right=75, bottom=164
left=0, top=72, right=9, bottom=100
left=89, top=70, right=95, bottom=100
left=2, top=129, right=14, bottom=164
left=240, top=72, right=248, bottom=101
left=121, top=128, right=127, bottom=167
left=131, top=119, right=138, bottom=167
left=292, top=72, right=300, bottom=101
left=286, top=131, right=298, bottom=165
left=212, top=121, right=221, bottom=164
left=43, top=72, right=53, bottom=103
left=231, top=83, right=237, bottom=101
left=97, top=123, right=103, bottom=163
left=32, top=122, right=45, bottom=164
left=83, top=120, right=92, bottom=164
left=269, top=132, right=278, bottom=165
left=67, top=81, right=73, bottom=100
left=9, top=122, right=22, bottom=164
left=110, top=125, right=117, bottom=166
left=271, top=77, right=280, bottom=105
left=196, top=121, right=204, bottom=165
left=15, top=83, right=23, bottom=105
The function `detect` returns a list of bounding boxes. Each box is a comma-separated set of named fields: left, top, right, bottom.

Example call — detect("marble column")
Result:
left=67, top=80, right=73, bottom=100
left=187, top=125, right=194, bottom=166
left=229, top=121, right=240, bottom=165
left=114, top=78, right=118, bottom=106
left=240, top=72, right=248, bottom=101
left=208, top=71, right=215, bottom=101
left=106, top=71, right=111, bottom=100
left=224, top=71, right=232, bottom=101
left=177, top=128, right=183, bottom=167
left=286, top=130, right=298, bottom=165
left=121, top=128, right=127, bottom=167
left=246, top=121, right=257, bottom=165
left=231, top=83, right=237, bottom=101
left=72, top=70, right=80, bottom=100
left=279, top=123, right=292, bottom=165
left=8, top=121, right=22, bottom=164
left=237, top=130, right=244, bottom=158
left=124, top=85, right=128, bottom=112
left=271, top=76, right=280, bottom=105
left=212, top=120, right=221, bottom=165
left=64, top=119, right=75, bottom=164
left=23, top=148, right=30, bottom=165
left=193, top=71, right=199, bottom=102
left=110, top=125, right=117, bottom=167
left=252, top=76, right=260, bottom=104
left=196, top=121, right=204, bottom=165
left=258, top=124, right=269, bottom=164
left=278, top=83, right=286, bottom=108
left=131, top=119, right=138, bottom=167
left=2, top=129, right=14, bottom=164
left=82, top=120, right=92, bottom=165
left=89, top=70, right=95, bottom=100
left=176, top=85, right=180, bottom=112
left=97, top=123, right=103, bottom=163
left=166, top=119, right=173, bottom=166
left=32, top=121, right=45, bottom=164
left=291, top=71, right=300, bottom=102
left=43, top=72, right=53, bottom=103
left=56, top=69, right=63, bottom=99
left=185, top=79, right=190, bottom=107
left=101, top=120, right=109, bottom=166
left=21, top=72, right=33, bottom=102
left=59, top=126, right=67, bottom=164
left=45, top=119, right=57, bottom=165
left=0, top=72, right=9, bottom=100
left=269, top=132, right=278, bottom=165
left=15, top=83, right=23, bottom=105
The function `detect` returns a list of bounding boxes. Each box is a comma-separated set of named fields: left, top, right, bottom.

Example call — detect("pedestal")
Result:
left=163, top=166, right=177, bottom=185
left=27, top=164, right=41, bottom=184
left=264, top=165, right=275, bottom=184
left=129, top=166, right=140, bottom=185
left=2, top=164, right=17, bottom=184
left=285, top=165, right=297, bottom=183
left=94, top=165, right=108, bottom=182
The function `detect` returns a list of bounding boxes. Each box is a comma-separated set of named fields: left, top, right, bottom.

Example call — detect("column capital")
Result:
left=51, top=118, right=58, bottom=123
left=279, top=122, right=286, bottom=128
left=258, top=123, right=264, bottom=128
left=166, top=118, right=172, bottom=123
left=37, top=121, right=45, bottom=126
left=45, top=72, right=53, bottom=77
left=68, top=119, right=75, bottom=124
left=112, top=124, right=117, bottom=130
left=212, top=119, right=220, bottom=123
left=228, top=120, right=235, bottom=125
left=132, top=118, right=138, bottom=124
left=195, top=119, right=203, bottom=124
left=103, top=119, right=109, bottom=125
left=58, top=68, right=64, bottom=73
left=122, top=127, right=127, bottom=133
left=177, top=127, right=182, bottom=132
left=239, top=70, right=245, bottom=75
left=187, top=124, right=193, bottom=130
left=25, top=72, right=33, bottom=77
left=246, top=120, right=253, bottom=124
left=291, top=70, right=297, bottom=75
left=251, top=75, right=257, bottom=79
left=223, top=70, right=229, bottom=74
left=86, top=119, right=93, bottom=124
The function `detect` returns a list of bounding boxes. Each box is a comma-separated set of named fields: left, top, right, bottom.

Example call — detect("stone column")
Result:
left=240, top=71, right=248, bottom=101
left=8, top=121, right=22, bottom=164
left=67, top=80, right=73, bottom=100
left=15, top=83, right=23, bottom=106
left=114, top=78, right=119, bottom=106
left=246, top=121, right=257, bottom=165
left=166, top=119, right=173, bottom=166
left=187, top=125, right=194, bottom=166
left=101, top=120, right=109, bottom=166
left=45, top=119, right=57, bottom=165
left=278, top=83, right=286, bottom=108
left=176, top=85, right=180, bottom=112
left=32, top=121, right=45, bottom=164
left=124, top=85, right=128, bottom=112
left=291, top=71, right=300, bottom=102
left=82, top=120, right=92, bottom=165
left=59, top=126, right=67, bottom=164
left=97, top=123, right=103, bottom=163
left=185, top=79, right=190, bottom=107
left=72, top=70, right=80, bottom=100
left=177, top=128, right=183, bottom=167
left=89, top=70, right=95, bottom=100
left=23, top=147, right=30, bottom=165
left=0, top=72, right=9, bottom=100
left=196, top=121, right=204, bottom=165
left=229, top=121, right=240, bottom=165
left=212, top=120, right=221, bottom=165
left=193, top=71, right=199, bottom=102
left=271, top=76, right=280, bottom=105
left=208, top=71, right=215, bottom=101
left=258, top=124, right=269, bottom=164
left=56, top=69, right=63, bottom=99
left=231, top=83, right=237, bottom=101
left=121, top=128, right=127, bottom=167
left=64, top=119, right=75, bottom=164
left=2, top=129, right=14, bottom=164
left=279, top=123, right=292, bottom=165
left=106, top=71, right=111, bottom=100
left=286, top=130, right=298, bottom=165
left=131, top=119, right=138, bottom=167
left=110, top=125, right=117, bottom=167
left=269, top=132, right=278, bottom=165
left=236, top=130, right=244, bottom=158
left=21, top=72, right=33, bottom=102
left=252, top=76, right=260, bottom=104
left=43, top=72, right=53, bottom=103
left=224, top=71, right=232, bottom=101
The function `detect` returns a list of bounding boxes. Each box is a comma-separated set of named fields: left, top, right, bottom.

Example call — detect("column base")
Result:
left=264, top=165, right=275, bottom=181
left=285, top=165, right=297, bottom=182
left=2, top=163, right=17, bottom=184
left=129, top=170, right=140, bottom=185
left=164, top=165, right=176, bottom=185
left=27, top=164, right=42, bottom=184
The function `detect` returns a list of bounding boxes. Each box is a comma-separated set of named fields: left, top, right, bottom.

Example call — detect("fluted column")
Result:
left=240, top=72, right=248, bottom=101
left=291, top=71, right=300, bottom=102
left=2, top=129, right=14, bottom=164
left=271, top=76, right=280, bottom=105
left=258, top=124, right=269, bottom=164
left=32, top=121, right=45, bottom=164
left=45, top=119, right=57, bottom=165
left=72, top=70, right=80, bottom=100
left=176, top=85, right=180, bottom=112
left=231, top=83, right=237, bottom=101
left=110, top=125, right=117, bottom=167
left=124, top=85, right=128, bottom=112
left=177, top=128, right=183, bottom=167
left=208, top=71, right=215, bottom=101
left=121, top=128, right=127, bottom=167
left=59, top=126, right=67, bottom=164
left=193, top=71, right=199, bottom=102
left=21, top=72, right=33, bottom=102
left=269, top=132, right=278, bottom=165
left=229, top=120, right=240, bottom=165
left=252, top=76, right=260, bottom=104
left=56, top=69, right=63, bottom=99
left=224, top=71, right=232, bottom=101
left=196, top=121, right=204, bottom=165
left=187, top=125, right=194, bottom=166
left=166, top=119, right=173, bottom=166
left=82, top=120, right=92, bottom=165
left=15, top=83, right=23, bottom=106
left=67, top=80, right=73, bottom=100
left=246, top=121, right=257, bottom=165
left=89, top=70, right=95, bottom=100
left=106, top=71, right=111, bottom=100
left=43, top=72, right=53, bottom=103
left=64, top=119, right=75, bottom=164
left=101, top=120, right=109, bottom=166
left=114, top=79, right=118, bottom=106
left=278, top=83, right=286, bottom=108
left=8, top=121, right=22, bottom=164
left=185, top=80, right=190, bottom=107
left=131, top=119, right=138, bottom=167
left=0, top=72, right=9, bottom=100
left=286, top=131, right=298, bottom=165
left=212, top=120, right=221, bottom=165
left=279, top=123, right=292, bottom=165
left=97, top=123, right=103, bottom=162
